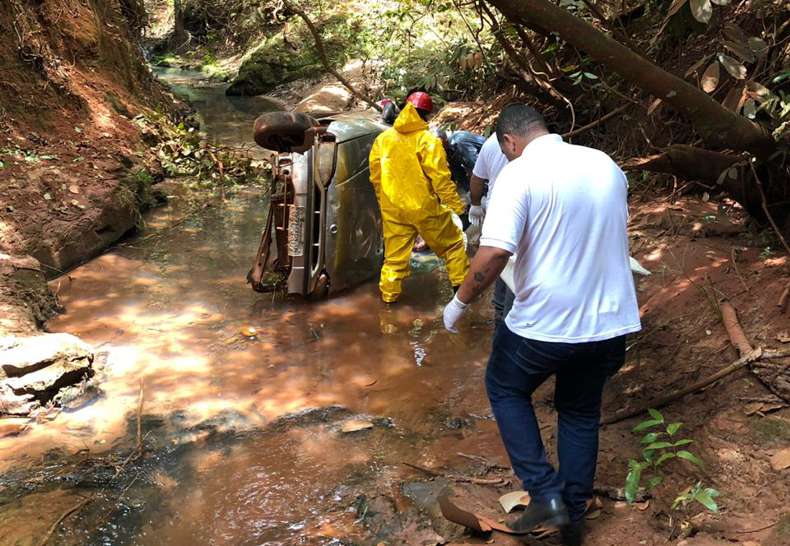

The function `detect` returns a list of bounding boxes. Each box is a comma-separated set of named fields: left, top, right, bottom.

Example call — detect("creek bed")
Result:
left=0, top=70, right=497, bottom=544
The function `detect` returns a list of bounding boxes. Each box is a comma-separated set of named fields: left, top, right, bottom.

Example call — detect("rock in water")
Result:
left=1, top=333, right=94, bottom=415
left=294, top=83, right=353, bottom=116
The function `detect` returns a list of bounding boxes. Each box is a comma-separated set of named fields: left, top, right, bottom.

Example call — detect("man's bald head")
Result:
left=495, top=103, right=548, bottom=161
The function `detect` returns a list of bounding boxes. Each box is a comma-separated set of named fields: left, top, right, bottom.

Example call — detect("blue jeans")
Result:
left=485, top=325, right=625, bottom=522
left=492, top=278, right=515, bottom=327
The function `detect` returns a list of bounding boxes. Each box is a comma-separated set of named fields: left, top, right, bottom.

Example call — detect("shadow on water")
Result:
left=0, top=69, right=500, bottom=545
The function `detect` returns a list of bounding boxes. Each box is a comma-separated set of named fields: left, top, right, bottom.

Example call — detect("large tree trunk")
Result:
left=486, top=0, right=775, bottom=158
left=173, top=0, right=185, bottom=46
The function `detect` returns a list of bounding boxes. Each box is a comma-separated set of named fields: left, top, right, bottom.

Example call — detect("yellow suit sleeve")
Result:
left=418, top=134, right=465, bottom=215
left=368, top=137, right=382, bottom=200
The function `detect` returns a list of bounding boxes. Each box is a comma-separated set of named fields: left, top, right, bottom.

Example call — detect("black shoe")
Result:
left=511, top=495, right=570, bottom=533
left=560, top=521, right=584, bottom=546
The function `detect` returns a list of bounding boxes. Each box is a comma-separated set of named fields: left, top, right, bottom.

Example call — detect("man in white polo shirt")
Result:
left=468, top=132, right=513, bottom=326
left=443, top=104, right=641, bottom=545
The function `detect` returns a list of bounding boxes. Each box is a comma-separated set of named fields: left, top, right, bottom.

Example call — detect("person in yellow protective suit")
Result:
left=369, top=93, right=469, bottom=303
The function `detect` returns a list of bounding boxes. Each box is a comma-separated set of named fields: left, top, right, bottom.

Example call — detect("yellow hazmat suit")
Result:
left=369, top=103, right=469, bottom=303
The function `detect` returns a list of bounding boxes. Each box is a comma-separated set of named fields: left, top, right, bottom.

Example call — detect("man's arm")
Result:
left=458, top=246, right=511, bottom=303
left=469, top=174, right=487, bottom=206
left=443, top=245, right=511, bottom=332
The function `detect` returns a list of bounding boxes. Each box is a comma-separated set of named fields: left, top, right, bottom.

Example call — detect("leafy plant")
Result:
left=624, top=409, right=719, bottom=515
left=673, top=481, right=720, bottom=512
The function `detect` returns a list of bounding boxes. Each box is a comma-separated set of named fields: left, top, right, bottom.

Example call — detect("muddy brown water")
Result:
left=0, top=70, right=499, bottom=545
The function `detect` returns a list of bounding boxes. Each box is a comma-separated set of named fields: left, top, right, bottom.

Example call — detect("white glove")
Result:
left=468, top=205, right=484, bottom=228
left=443, top=294, right=468, bottom=333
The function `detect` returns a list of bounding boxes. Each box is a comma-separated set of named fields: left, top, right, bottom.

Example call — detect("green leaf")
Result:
left=583, top=72, right=598, bottom=80
left=677, top=450, right=705, bottom=468
left=625, top=460, right=643, bottom=503
left=673, top=439, right=694, bottom=447
left=694, top=488, right=720, bottom=512
left=655, top=452, right=676, bottom=466
left=0, top=160, right=4, bottom=169
left=640, top=432, right=659, bottom=444
left=644, top=441, right=673, bottom=450
left=633, top=419, right=663, bottom=432
left=666, top=423, right=682, bottom=436
left=647, top=409, right=665, bottom=423
left=647, top=475, right=663, bottom=489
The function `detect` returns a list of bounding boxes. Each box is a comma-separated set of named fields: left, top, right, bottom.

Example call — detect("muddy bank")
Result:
left=0, top=0, right=275, bottom=420
left=0, top=0, right=181, bottom=273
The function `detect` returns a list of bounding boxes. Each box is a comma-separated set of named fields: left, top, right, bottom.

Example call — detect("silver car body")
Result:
left=252, top=113, right=386, bottom=297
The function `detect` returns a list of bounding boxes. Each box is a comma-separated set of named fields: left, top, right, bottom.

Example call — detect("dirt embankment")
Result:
left=0, top=0, right=182, bottom=416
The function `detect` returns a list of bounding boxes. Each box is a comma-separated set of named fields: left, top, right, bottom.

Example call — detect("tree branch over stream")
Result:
left=484, top=0, right=775, bottom=157
left=282, top=0, right=381, bottom=112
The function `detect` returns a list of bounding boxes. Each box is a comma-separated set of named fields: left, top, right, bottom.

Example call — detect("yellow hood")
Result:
left=393, top=103, right=428, bottom=134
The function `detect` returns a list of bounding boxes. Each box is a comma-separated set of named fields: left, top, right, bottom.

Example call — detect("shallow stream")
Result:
left=0, top=70, right=497, bottom=545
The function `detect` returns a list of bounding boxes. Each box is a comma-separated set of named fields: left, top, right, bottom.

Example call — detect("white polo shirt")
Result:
left=480, top=134, right=641, bottom=343
left=472, top=133, right=509, bottom=197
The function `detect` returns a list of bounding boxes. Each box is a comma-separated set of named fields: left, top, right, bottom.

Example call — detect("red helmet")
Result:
left=406, top=91, right=433, bottom=113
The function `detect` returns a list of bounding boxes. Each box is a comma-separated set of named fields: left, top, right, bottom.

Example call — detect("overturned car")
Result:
left=247, top=111, right=387, bottom=298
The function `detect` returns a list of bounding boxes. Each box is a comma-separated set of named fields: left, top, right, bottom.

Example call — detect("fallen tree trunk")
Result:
left=485, top=0, right=775, bottom=157
left=622, top=145, right=790, bottom=229
left=621, top=145, right=742, bottom=182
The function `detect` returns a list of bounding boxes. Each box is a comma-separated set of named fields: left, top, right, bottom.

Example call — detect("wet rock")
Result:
left=226, top=19, right=346, bottom=97
left=191, top=409, right=254, bottom=433
left=294, top=83, right=353, bottom=116
left=444, top=416, right=472, bottom=430
left=0, top=253, right=61, bottom=336
left=1, top=333, right=94, bottom=415
left=53, top=379, right=103, bottom=411
left=267, top=405, right=351, bottom=432
left=0, top=383, right=38, bottom=415
left=0, top=417, right=30, bottom=438
left=357, top=492, right=449, bottom=545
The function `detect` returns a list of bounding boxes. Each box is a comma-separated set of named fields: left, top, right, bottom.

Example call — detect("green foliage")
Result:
left=133, top=169, right=155, bottom=185
left=624, top=410, right=719, bottom=515
left=132, top=114, right=270, bottom=191
left=0, top=146, right=57, bottom=164
left=336, top=0, right=498, bottom=101
left=227, top=14, right=349, bottom=96
left=672, top=482, right=720, bottom=512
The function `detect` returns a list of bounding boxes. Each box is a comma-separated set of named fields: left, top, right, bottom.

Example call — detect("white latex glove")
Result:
left=443, top=294, right=468, bottom=333
left=468, top=205, right=484, bottom=228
